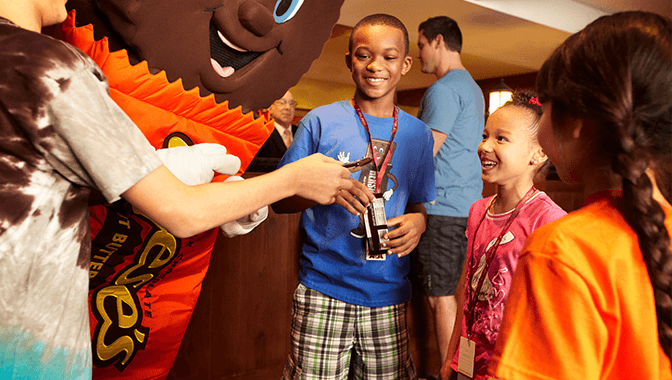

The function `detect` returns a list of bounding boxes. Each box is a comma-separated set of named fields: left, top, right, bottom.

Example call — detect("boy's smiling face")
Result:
left=347, top=24, right=412, bottom=104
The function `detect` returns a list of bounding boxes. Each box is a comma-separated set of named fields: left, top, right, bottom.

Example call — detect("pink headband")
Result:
left=528, top=97, right=542, bottom=106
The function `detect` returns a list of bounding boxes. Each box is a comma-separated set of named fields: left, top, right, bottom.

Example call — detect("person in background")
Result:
left=441, top=90, right=566, bottom=380
left=248, top=90, right=299, bottom=171
left=0, top=0, right=363, bottom=378
left=413, top=15, right=485, bottom=378
left=489, top=11, right=672, bottom=380
left=258, top=90, right=299, bottom=158
left=273, top=13, right=436, bottom=379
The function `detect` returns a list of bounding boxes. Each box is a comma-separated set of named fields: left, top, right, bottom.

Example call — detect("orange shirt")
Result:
left=489, top=191, right=672, bottom=380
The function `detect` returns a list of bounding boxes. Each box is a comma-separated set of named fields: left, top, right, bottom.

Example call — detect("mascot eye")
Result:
left=274, top=0, right=304, bottom=23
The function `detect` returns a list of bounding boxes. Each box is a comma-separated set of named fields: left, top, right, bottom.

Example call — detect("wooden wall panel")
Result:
left=544, top=180, right=585, bottom=213
left=168, top=208, right=302, bottom=379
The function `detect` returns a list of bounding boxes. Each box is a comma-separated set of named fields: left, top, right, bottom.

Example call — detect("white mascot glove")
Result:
left=156, top=143, right=267, bottom=236
left=155, top=143, right=241, bottom=186
left=219, top=176, right=269, bottom=237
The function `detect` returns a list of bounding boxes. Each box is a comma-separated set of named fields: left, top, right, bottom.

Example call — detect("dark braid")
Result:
left=538, top=11, right=672, bottom=360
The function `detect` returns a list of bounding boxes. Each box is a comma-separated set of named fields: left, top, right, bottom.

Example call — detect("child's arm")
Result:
left=271, top=195, right=317, bottom=214
left=272, top=178, right=374, bottom=215
left=122, top=153, right=353, bottom=238
left=383, top=202, right=427, bottom=257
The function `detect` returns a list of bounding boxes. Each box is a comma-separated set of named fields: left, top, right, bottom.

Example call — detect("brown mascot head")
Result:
left=82, top=0, right=344, bottom=113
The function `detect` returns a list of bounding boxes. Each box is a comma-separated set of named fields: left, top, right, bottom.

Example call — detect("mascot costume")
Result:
left=57, top=0, right=345, bottom=378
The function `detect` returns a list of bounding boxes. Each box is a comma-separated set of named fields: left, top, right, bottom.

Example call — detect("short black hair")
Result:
left=348, top=14, right=410, bottom=56
left=418, top=16, right=462, bottom=53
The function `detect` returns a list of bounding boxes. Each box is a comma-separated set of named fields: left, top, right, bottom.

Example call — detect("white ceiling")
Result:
left=300, top=0, right=671, bottom=90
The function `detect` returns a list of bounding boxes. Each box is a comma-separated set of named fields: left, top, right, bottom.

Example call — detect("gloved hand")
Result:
left=155, top=143, right=241, bottom=186
left=156, top=144, right=267, bottom=237
left=219, top=176, right=269, bottom=237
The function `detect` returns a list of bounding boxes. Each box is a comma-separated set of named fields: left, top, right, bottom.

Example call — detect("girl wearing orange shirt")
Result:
left=489, top=11, right=672, bottom=380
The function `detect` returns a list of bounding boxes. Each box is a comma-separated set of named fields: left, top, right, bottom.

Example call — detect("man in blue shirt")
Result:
left=414, top=15, right=485, bottom=377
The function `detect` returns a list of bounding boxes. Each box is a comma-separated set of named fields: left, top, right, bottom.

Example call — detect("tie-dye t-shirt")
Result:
left=0, top=18, right=162, bottom=379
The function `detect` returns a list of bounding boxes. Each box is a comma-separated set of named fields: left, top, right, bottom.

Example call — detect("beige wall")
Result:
left=290, top=77, right=355, bottom=111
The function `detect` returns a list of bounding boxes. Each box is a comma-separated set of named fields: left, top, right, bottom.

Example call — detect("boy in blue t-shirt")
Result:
left=273, top=13, right=436, bottom=379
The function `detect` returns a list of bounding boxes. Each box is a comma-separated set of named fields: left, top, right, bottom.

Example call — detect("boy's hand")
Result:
left=382, top=212, right=427, bottom=257
left=334, top=179, right=375, bottom=216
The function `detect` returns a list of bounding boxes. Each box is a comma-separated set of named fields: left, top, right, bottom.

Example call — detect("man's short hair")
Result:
left=348, top=14, right=410, bottom=56
left=419, top=16, right=462, bottom=53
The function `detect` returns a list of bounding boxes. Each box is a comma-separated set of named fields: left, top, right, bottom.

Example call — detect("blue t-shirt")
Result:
left=418, top=69, right=484, bottom=217
left=278, top=100, right=436, bottom=307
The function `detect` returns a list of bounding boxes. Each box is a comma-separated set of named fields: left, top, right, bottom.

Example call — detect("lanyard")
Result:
left=465, top=186, right=537, bottom=338
left=351, top=99, right=398, bottom=193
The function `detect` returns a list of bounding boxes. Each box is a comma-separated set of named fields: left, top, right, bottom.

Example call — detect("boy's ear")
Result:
left=401, top=56, right=413, bottom=75
left=345, top=53, right=352, bottom=71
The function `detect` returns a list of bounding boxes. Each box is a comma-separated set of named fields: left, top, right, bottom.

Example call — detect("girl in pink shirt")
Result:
left=442, top=90, right=566, bottom=380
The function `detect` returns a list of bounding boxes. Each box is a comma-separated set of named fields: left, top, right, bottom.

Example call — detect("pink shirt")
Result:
left=450, top=191, right=566, bottom=379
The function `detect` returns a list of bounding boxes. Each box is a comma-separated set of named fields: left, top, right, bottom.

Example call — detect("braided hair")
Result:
left=537, top=11, right=672, bottom=360
left=501, top=89, right=551, bottom=183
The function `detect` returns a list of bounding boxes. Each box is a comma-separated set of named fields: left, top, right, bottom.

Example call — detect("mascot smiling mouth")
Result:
left=209, top=22, right=264, bottom=78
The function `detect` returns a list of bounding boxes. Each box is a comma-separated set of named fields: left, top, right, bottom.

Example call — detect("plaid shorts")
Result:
left=282, top=284, right=417, bottom=380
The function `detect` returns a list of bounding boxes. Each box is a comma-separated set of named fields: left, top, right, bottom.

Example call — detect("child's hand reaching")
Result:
left=284, top=153, right=355, bottom=206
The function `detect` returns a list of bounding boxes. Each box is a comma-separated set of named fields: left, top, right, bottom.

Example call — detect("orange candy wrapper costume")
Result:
left=61, top=11, right=273, bottom=379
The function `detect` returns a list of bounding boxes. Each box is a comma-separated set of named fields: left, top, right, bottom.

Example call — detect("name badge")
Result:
left=458, top=336, right=476, bottom=379
left=365, top=193, right=389, bottom=261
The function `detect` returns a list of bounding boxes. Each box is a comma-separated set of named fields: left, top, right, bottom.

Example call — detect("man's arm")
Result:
left=420, top=85, right=458, bottom=157
left=122, top=153, right=353, bottom=238
left=432, top=129, right=448, bottom=156
left=382, top=202, right=427, bottom=257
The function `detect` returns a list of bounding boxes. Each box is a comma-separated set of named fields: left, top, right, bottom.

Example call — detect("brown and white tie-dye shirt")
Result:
left=0, top=18, right=162, bottom=379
